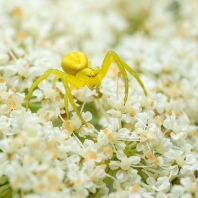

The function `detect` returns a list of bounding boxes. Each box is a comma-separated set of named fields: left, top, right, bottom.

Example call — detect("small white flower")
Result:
left=130, top=156, right=141, bottom=165
left=72, top=86, right=98, bottom=103
left=152, top=177, right=170, bottom=193
left=0, top=53, right=9, bottom=64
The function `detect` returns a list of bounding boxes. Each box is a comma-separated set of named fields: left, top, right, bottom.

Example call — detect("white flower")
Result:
left=72, top=86, right=98, bottom=103
left=171, top=185, right=185, bottom=198
left=0, top=53, right=9, bottom=64
left=176, top=154, right=198, bottom=175
left=163, top=115, right=187, bottom=141
left=152, top=177, right=170, bottom=193
left=1, top=0, right=198, bottom=197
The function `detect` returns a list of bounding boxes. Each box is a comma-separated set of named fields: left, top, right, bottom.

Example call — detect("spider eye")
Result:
left=61, top=52, right=88, bottom=76
left=87, top=70, right=98, bottom=78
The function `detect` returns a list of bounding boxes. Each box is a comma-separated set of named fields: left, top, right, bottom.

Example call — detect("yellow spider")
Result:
left=26, top=51, right=147, bottom=125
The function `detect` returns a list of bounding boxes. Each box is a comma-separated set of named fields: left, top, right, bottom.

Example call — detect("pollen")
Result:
left=74, top=91, right=80, bottom=97
left=103, top=128, right=109, bottom=134
left=159, top=118, right=164, bottom=124
left=108, top=134, right=113, bottom=140
left=16, top=132, right=22, bottom=137
left=162, top=79, right=168, bottom=86
left=8, top=95, right=13, bottom=100
left=128, top=107, right=136, bottom=117
left=13, top=140, right=20, bottom=148
left=165, top=172, right=170, bottom=177
left=8, top=102, right=17, bottom=110
left=145, top=151, right=155, bottom=160
left=44, top=111, right=50, bottom=121
left=152, top=158, right=159, bottom=168
left=174, top=110, right=180, bottom=116
left=196, top=179, right=198, bottom=187
left=148, top=100, right=154, bottom=107
left=55, top=95, right=61, bottom=102
left=127, top=123, right=134, bottom=129
left=48, top=183, right=61, bottom=191
left=117, top=71, right=121, bottom=78
left=12, top=178, right=20, bottom=188
left=142, top=134, right=148, bottom=141
left=75, top=178, right=82, bottom=185
left=87, top=123, right=93, bottom=129
left=55, top=87, right=60, bottom=92
left=154, top=87, right=160, bottom=92
left=103, top=147, right=113, bottom=156
left=47, top=174, right=58, bottom=183
left=86, top=150, right=97, bottom=160
left=101, top=163, right=107, bottom=169
left=62, top=120, right=74, bottom=133
left=155, top=116, right=164, bottom=124
left=12, top=7, right=23, bottom=16
left=46, top=139, right=56, bottom=150
left=10, top=87, right=16, bottom=92
left=110, top=66, right=120, bottom=77
left=52, top=149, right=59, bottom=160
left=0, top=77, right=5, bottom=83
left=167, top=109, right=172, bottom=116
left=193, top=130, right=198, bottom=136
left=14, top=31, right=28, bottom=40
left=132, top=183, right=140, bottom=193
left=20, top=54, right=25, bottom=59
left=50, top=40, right=55, bottom=45
left=176, top=82, right=181, bottom=89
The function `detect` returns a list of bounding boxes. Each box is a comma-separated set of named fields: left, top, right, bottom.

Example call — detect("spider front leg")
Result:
left=63, top=92, right=69, bottom=120
left=26, top=69, right=64, bottom=110
left=100, top=51, right=147, bottom=104
left=62, top=74, right=87, bottom=125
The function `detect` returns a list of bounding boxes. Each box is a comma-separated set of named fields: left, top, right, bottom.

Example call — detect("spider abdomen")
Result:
left=61, top=52, right=88, bottom=76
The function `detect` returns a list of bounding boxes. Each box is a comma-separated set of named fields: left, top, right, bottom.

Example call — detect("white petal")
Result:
left=82, top=111, right=92, bottom=121
left=129, top=156, right=140, bottom=165
left=109, top=161, right=120, bottom=170
left=185, top=154, right=196, bottom=164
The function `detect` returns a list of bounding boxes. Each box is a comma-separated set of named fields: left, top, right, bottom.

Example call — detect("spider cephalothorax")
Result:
left=26, top=51, right=147, bottom=125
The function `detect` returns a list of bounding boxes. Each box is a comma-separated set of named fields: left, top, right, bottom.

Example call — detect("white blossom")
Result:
left=1, top=0, right=198, bottom=197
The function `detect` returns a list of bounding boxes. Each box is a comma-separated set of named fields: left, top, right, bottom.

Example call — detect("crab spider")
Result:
left=26, top=51, right=147, bottom=125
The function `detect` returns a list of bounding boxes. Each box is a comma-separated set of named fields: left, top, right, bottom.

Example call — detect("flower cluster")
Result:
left=1, top=0, right=198, bottom=198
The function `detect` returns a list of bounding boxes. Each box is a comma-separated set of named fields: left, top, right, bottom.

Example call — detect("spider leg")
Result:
left=52, top=75, right=60, bottom=88
left=65, top=74, right=85, bottom=89
left=26, top=69, right=64, bottom=110
left=62, top=73, right=87, bottom=125
left=121, top=60, right=147, bottom=96
left=63, top=92, right=69, bottom=119
left=52, top=71, right=84, bottom=89
left=100, top=51, right=147, bottom=104
left=100, top=51, right=129, bottom=104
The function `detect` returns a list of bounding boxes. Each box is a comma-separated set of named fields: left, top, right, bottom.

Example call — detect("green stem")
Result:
left=104, top=169, right=115, bottom=186
left=93, top=191, right=101, bottom=198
